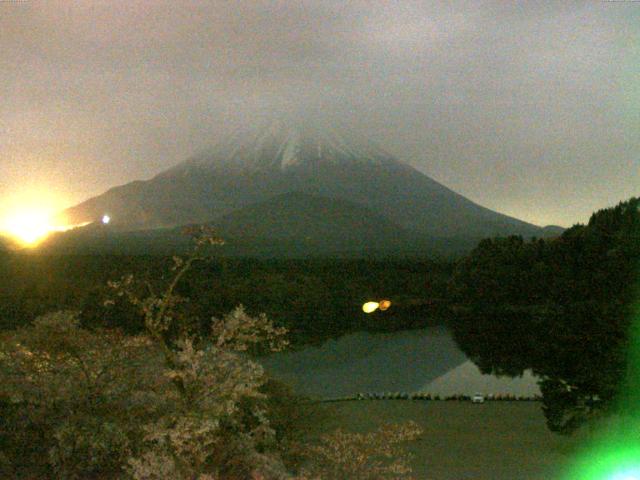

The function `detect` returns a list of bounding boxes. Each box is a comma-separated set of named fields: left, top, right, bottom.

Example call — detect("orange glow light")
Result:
left=379, top=300, right=392, bottom=311
left=1, top=208, right=88, bottom=247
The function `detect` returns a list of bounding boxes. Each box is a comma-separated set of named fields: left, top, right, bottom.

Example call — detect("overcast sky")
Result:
left=1, top=0, right=638, bottom=227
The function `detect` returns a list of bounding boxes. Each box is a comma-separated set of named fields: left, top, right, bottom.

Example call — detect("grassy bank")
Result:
left=307, top=401, right=581, bottom=479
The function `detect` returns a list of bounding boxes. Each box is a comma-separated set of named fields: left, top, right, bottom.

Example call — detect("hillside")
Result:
left=211, top=192, right=417, bottom=250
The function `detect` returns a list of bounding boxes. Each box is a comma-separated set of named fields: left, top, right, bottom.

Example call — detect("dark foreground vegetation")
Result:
left=450, top=197, right=640, bottom=433
left=0, top=229, right=423, bottom=479
left=0, top=254, right=453, bottom=345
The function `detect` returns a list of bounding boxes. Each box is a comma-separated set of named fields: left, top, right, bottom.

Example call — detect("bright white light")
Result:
left=102, top=215, right=111, bottom=225
left=362, top=302, right=379, bottom=314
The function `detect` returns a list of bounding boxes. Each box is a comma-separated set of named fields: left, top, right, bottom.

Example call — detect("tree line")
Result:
left=0, top=254, right=453, bottom=345
left=449, top=197, right=640, bottom=433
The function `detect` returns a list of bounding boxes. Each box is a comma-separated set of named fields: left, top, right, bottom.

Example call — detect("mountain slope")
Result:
left=211, top=191, right=416, bottom=249
left=61, top=119, right=550, bottom=240
left=43, top=192, right=481, bottom=257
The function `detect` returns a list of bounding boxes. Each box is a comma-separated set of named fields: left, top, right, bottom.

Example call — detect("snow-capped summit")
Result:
left=177, top=117, right=396, bottom=174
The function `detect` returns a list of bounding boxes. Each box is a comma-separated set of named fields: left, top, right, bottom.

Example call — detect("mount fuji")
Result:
left=58, top=119, right=560, bottom=255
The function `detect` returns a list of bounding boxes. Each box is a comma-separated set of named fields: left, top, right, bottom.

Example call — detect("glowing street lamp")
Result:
left=362, top=300, right=392, bottom=314
left=362, top=302, right=379, bottom=314
left=379, top=299, right=392, bottom=311
left=102, top=215, right=111, bottom=225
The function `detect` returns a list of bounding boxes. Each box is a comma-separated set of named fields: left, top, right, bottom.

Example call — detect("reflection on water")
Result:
left=423, top=360, right=541, bottom=397
left=262, top=326, right=541, bottom=399
left=260, top=326, right=467, bottom=398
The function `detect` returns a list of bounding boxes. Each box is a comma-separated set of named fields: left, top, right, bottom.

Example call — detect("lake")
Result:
left=260, top=326, right=541, bottom=399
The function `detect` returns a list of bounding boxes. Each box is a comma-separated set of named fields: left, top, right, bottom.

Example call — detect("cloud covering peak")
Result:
left=1, top=1, right=638, bottom=226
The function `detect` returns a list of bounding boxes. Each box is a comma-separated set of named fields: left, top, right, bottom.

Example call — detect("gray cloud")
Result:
left=1, top=0, right=638, bottom=226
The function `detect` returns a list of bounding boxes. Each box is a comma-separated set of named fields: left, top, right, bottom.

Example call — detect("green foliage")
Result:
left=450, top=197, right=640, bottom=433
left=0, top=254, right=453, bottom=345
left=0, top=308, right=290, bottom=479
left=49, top=418, right=131, bottom=480
left=295, top=422, right=423, bottom=479
left=0, top=311, right=165, bottom=478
